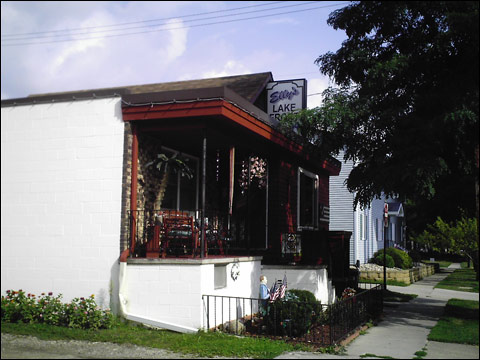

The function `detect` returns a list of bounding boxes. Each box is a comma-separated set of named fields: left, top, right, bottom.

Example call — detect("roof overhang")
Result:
left=388, top=203, right=404, bottom=217
left=122, top=86, right=340, bottom=176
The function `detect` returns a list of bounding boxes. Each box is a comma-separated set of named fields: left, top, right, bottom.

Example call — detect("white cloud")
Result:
left=201, top=60, right=251, bottom=79
left=51, top=38, right=104, bottom=73
left=163, top=19, right=188, bottom=62
left=307, top=76, right=332, bottom=109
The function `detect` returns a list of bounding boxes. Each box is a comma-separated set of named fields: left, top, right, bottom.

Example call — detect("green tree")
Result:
left=279, top=1, right=479, bottom=217
left=413, top=217, right=478, bottom=279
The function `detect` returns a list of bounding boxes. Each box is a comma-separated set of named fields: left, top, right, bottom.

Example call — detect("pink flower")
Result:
left=48, top=292, right=53, bottom=296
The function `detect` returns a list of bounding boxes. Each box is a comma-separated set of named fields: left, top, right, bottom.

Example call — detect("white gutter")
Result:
left=118, top=251, right=198, bottom=334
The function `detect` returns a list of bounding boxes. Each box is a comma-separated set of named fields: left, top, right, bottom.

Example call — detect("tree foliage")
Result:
left=279, top=1, right=479, bottom=211
left=413, top=216, right=478, bottom=278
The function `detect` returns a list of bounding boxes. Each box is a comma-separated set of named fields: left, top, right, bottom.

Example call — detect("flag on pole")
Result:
left=269, top=279, right=280, bottom=301
left=279, top=274, right=287, bottom=299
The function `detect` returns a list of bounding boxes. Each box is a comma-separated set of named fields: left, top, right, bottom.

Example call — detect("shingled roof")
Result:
left=1, top=72, right=273, bottom=107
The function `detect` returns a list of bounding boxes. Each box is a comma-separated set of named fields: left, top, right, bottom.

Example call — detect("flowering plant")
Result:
left=36, top=291, right=65, bottom=326
left=1, top=289, right=36, bottom=323
left=1, top=290, right=114, bottom=330
left=341, top=287, right=356, bottom=300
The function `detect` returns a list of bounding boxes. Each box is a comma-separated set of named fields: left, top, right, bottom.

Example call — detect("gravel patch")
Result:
left=359, top=263, right=403, bottom=272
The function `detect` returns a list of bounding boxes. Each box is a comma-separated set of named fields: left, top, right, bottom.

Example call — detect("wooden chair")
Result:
left=161, top=212, right=199, bottom=258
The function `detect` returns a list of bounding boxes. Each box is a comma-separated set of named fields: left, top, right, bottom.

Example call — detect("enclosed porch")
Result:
left=122, top=85, right=342, bottom=266
left=116, top=76, right=352, bottom=332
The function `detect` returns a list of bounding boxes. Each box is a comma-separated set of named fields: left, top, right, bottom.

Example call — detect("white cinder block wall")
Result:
left=1, top=98, right=125, bottom=309
left=124, top=258, right=262, bottom=330
left=261, top=266, right=336, bottom=305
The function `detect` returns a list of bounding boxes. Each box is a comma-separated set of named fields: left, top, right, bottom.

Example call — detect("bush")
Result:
left=371, top=253, right=395, bottom=268
left=264, top=289, right=324, bottom=337
left=36, top=292, right=67, bottom=326
left=372, top=248, right=413, bottom=269
left=1, top=290, right=114, bottom=330
left=1, top=290, right=37, bottom=323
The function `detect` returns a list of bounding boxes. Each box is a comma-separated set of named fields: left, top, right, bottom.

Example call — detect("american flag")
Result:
left=269, top=279, right=280, bottom=301
left=279, top=274, right=287, bottom=299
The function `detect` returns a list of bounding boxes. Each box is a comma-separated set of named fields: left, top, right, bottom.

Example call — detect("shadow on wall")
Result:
left=110, top=259, right=121, bottom=315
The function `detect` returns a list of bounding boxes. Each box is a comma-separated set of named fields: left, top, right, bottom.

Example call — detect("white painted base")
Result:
left=120, top=258, right=336, bottom=332
left=261, top=265, right=336, bottom=305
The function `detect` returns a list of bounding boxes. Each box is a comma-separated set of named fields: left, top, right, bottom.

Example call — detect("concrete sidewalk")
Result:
left=276, top=263, right=479, bottom=359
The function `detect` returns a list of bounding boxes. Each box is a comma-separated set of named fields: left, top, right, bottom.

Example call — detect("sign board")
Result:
left=266, top=79, right=307, bottom=122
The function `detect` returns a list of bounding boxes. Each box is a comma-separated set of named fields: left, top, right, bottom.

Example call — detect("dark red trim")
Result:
left=122, top=100, right=340, bottom=176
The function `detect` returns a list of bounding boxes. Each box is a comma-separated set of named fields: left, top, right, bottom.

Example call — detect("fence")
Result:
left=202, top=284, right=383, bottom=346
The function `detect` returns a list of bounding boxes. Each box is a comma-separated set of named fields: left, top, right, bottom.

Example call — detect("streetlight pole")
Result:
left=383, top=202, right=388, bottom=291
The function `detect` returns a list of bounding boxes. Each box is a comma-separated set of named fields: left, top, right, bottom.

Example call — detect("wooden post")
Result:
left=201, top=131, right=207, bottom=258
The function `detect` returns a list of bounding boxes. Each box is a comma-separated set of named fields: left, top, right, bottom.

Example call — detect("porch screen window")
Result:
left=161, top=147, right=198, bottom=211
left=298, top=168, right=318, bottom=230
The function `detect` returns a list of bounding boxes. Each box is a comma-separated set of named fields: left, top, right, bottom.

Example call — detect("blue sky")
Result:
left=1, top=1, right=348, bottom=107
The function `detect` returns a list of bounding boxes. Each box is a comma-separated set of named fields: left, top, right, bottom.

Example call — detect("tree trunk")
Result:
left=154, top=170, right=170, bottom=210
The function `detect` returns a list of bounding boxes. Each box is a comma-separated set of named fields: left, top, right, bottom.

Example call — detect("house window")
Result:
left=297, top=167, right=318, bottom=230
left=214, top=265, right=227, bottom=289
left=160, top=147, right=199, bottom=211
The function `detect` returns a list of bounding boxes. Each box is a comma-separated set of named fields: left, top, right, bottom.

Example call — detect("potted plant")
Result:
left=146, top=152, right=194, bottom=211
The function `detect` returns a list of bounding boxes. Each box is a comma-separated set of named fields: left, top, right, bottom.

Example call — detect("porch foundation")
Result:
left=122, top=256, right=262, bottom=330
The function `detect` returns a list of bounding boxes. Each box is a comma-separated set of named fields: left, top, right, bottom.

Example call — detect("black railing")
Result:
left=202, top=284, right=383, bottom=346
left=127, top=209, right=245, bottom=257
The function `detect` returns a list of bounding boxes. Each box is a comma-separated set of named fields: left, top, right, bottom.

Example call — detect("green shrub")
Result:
left=1, top=290, right=37, bottom=323
left=372, top=253, right=395, bottom=268
left=287, top=289, right=317, bottom=303
left=65, top=295, right=115, bottom=330
left=264, top=289, right=324, bottom=337
left=373, top=248, right=413, bottom=269
left=1, top=290, right=114, bottom=330
left=36, top=292, right=67, bottom=326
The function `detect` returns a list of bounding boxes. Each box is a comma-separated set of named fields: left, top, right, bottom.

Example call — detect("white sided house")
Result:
left=1, top=73, right=349, bottom=332
left=329, top=150, right=406, bottom=265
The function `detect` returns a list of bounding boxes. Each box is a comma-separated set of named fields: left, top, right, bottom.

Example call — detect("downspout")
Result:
left=118, top=249, right=197, bottom=333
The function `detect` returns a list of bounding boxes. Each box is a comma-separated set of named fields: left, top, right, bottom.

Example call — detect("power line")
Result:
left=2, top=1, right=286, bottom=38
left=2, top=1, right=321, bottom=42
left=2, top=2, right=346, bottom=47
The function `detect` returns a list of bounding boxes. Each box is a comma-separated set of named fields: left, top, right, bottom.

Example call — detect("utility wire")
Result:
left=2, top=2, right=345, bottom=47
left=2, top=1, right=287, bottom=38
left=2, top=1, right=321, bottom=41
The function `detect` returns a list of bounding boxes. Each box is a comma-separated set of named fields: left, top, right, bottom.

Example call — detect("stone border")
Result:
left=359, top=264, right=435, bottom=285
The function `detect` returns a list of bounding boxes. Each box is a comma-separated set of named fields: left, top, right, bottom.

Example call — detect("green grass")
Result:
left=434, top=268, right=479, bottom=293
left=1, top=320, right=312, bottom=359
left=428, top=299, right=479, bottom=345
left=422, top=260, right=451, bottom=268
left=359, top=279, right=410, bottom=287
